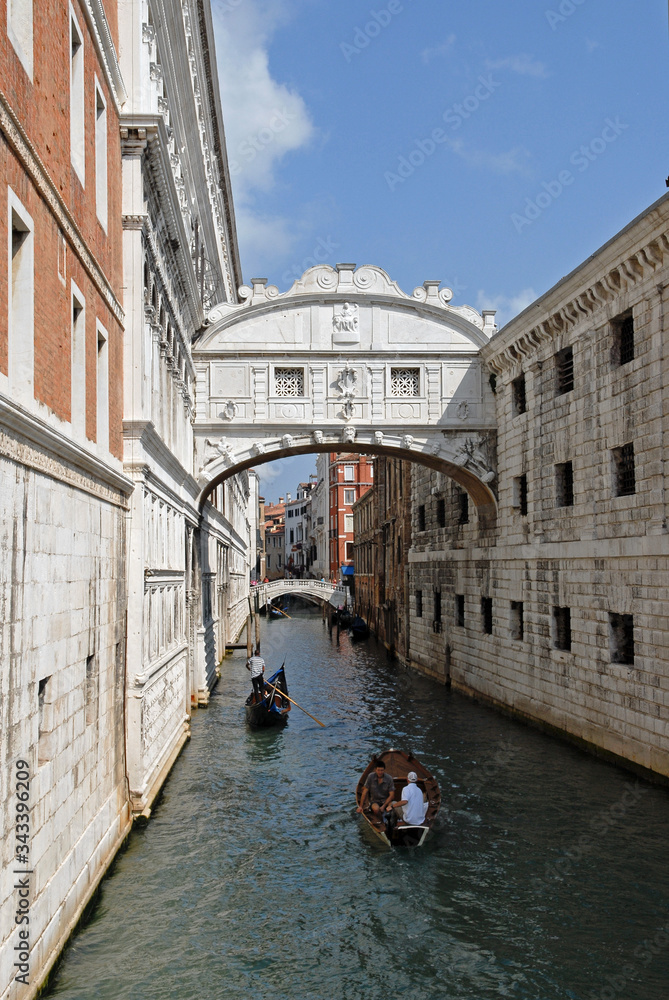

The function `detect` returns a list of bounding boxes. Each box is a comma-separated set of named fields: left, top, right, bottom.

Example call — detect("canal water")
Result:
left=46, top=608, right=669, bottom=1000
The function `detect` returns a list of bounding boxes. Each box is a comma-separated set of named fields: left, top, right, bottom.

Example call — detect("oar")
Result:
left=275, top=606, right=292, bottom=619
left=273, top=688, right=325, bottom=727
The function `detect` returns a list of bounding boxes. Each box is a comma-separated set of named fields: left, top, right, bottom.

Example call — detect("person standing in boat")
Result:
left=386, top=771, right=427, bottom=826
left=246, top=648, right=266, bottom=704
left=357, top=760, right=395, bottom=818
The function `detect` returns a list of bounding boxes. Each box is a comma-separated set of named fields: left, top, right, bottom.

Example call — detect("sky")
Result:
left=211, top=0, right=669, bottom=501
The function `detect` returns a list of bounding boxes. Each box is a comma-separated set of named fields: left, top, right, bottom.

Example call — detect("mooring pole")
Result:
left=246, top=615, right=253, bottom=658
left=255, top=613, right=260, bottom=653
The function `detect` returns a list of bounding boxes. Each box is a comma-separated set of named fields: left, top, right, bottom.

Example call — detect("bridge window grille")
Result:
left=512, top=374, right=527, bottom=415
left=436, top=497, right=446, bottom=527
left=391, top=367, right=420, bottom=396
left=553, top=606, right=572, bottom=651
left=612, top=443, right=635, bottom=497
left=555, top=461, right=574, bottom=507
left=555, top=346, right=574, bottom=395
left=613, top=310, right=634, bottom=366
left=510, top=601, right=524, bottom=641
left=609, top=612, right=634, bottom=665
left=481, top=596, right=493, bottom=635
left=274, top=367, right=304, bottom=396
left=455, top=594, right=465, bottom=628
left=415, top=590, right=423, bottom=618
left=457, top=491, right=469, bottom=524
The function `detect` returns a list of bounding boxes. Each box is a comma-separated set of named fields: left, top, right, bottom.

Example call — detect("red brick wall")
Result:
left=0, top=0, right=123, bottom=459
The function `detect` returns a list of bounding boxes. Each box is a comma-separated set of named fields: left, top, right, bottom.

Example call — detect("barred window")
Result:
left=510, top=601, right=524, bottom=640
left=512, top=374, right=527, bottom=415
left=433, top=590, right=442, bottom=630
left=274, top=367, right=304, bottom=396
left=613, top=311, right=634, bottom=366
left=391, top=367, right=420, bottom=396
left=513, top=475, right=528, bottom=516
left=415, top=590, right=423, bottom=618
left=555, top=346, right=574, bottom=395
left=457, top=491, right=469, bottom=525
left=417, top=504, right=426, bottom=532
left=612, top=443, right=635, bottom=497
left=609, top=612, right=634, bottom=665
left=481, top=596, right=493, bottom=635
left=555, top=461, right=574, bottom=507
left=455, top=594, right=465, bottom=628
left=436, top=497, right=446, bottom=527
left=553, top=606, right=572, bottom=651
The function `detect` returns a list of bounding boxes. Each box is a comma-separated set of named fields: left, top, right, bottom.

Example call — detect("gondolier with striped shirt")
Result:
left=246, top=648, right=266, bottom=703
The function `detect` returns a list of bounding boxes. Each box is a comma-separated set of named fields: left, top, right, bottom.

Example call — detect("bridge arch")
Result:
left=192, top=263, right=498, bottom=511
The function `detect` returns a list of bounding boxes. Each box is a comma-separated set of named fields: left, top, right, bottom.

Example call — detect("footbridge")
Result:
left=252, top=579, right=347, bottom=609
left=192, top=264, right=499, bottom=512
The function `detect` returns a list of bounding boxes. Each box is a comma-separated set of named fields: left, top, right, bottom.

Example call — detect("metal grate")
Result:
left=512, top=374, right=527, bottom=415
left=510, top=600, right=524, bottom=640
left=618, top=313, right=635, bottom=365
left=391, top=367, right=420, bottom=397
left=514, top=474, right=528, bottom=516
left=437, top=497, right=446, bottom=527
left=553, top=606, right=572, bottom=651
left=458, top=491, right=469, bottom=524
left=613, top=443, right=635, bottom=497
left=417, top=504, right=426, bottom=532
left=274, top=367, right=304, bottom=396
left=481, top=596, right=493, bottom=635
left=434, top=590, right=442, bottom=623
left=555, top=346, right=574, bottom=395
left=455, top=594, right=465, bottom=628
left=415, top=590, right=423, bottom=618
left=556, top=461, right=574, bottom=507
left=609, top=612, right=634, bottom=665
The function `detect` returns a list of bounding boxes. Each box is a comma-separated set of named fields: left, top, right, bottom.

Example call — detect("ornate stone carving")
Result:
left=401, top=434, right=414, bottom=450
left=342, top=426, right=357, bottom=444
left=312, top=430, right=324, bottom=445
left=456, top=401, right=470, bottom=421
left=374, top=431, right=384, bottom=446
left=281, top=434, right=294, bottom=449
left=220, top=401, right=238, bottom=421
left=340, top=399, right=355, bottom=422
left=333, top=303, right=359, bottom=335
left=336, top=365, right=358, bottom=396
left=251, top=441, right=265, bottom=456
left=453, top=437, right=496, bottom=483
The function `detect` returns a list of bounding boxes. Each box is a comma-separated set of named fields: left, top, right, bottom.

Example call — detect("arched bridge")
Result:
left=252, top=579, right=347, bottom=609
left=192, top=264, right=499, bottom=511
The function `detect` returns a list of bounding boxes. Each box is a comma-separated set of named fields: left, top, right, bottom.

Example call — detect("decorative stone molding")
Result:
left=80, top=0, right=127, bottom=109
left=452, top=436, right=496, bottom=483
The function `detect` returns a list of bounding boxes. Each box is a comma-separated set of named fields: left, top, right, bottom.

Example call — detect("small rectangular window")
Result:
left=418, top=504, right=426, bottom=532
left=274, top=367, right=304, bottom=396
left=8, top=0, right=33, bottom=78
left=344, top=466, right=354, bottom=482
left=512, top=374, right=526, bottom=415
left=513, top=475, right=528, bottom=516
left=390, top=367, right=420, bottom=396
left=96, top=323, right=109, bottom=451
left=555, top=346, right=574, bottom=395
left=95, top=82, right=108, bottom=229
left=436, top=497, right=446, bottom=527
left=38, top=675, right=54, bottom=764
left=71, top=283, right=86, bottom=437
left=455, top=594, right=465, bottom=628
left=612, top=443, right=635, bottom=497
left=345, top=542, right=354, bottom=560
left=434, top=591, right=441, bottom=623
left=510, top=601, right=524, bottom=641
left=481, top=596, right=493, bottom=635
left=609, top=612, right=634, bottom=665
left=553, top=606, right=572, bottom=651
left=555, top=461, right=574, bottom=508
left=344, top=489, right=355, bottom=505
left=415, top=590, right=423, bottom=618
left=457, top=491, right=469, bottom=525
left=8, top=192, right=35, bottom=402
left=85, top=653, right=99, bottom=725
left=344, top=514, right=354, bottom=533
left=70, top=9, right=85, bottom=184
left=613, top=310, right=634, bottom=366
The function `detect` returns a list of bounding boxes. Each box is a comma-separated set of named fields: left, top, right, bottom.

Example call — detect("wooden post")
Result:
left=246, top=615, right=253, bottom=658
left=255, top=613, right=260, bottom=652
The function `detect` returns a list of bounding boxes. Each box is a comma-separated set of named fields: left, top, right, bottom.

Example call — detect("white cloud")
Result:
left=421, top=34, right=456, bottom=64
left=212, top=1, right=315, bottom=262
left=486, top=54, right=549, bottom=78
left=476, top=288, right=537, bottom=329
left=446, top=137, right=533, bottom=177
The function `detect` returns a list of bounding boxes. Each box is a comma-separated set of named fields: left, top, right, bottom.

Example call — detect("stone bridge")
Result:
left=252, top=578, right=348, bottom=609
left=192, top=264, right=499, bottom=511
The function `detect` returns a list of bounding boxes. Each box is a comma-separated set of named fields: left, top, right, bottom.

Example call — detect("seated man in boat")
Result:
left=357, top=760, right=395, bottom=819
left=386, top=771, right=428, bottom=826
left=245, top=648, right=266, bottom=703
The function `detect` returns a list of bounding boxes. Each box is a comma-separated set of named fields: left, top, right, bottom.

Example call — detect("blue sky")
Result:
left=212, top=0, right=669, bottom=500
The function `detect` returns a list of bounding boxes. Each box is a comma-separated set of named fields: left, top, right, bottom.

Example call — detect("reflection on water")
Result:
left=46, top=611, right=669, bottom=1000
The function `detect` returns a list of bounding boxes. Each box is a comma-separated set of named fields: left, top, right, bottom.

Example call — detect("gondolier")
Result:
left=246, top=648, right=266, bottom=703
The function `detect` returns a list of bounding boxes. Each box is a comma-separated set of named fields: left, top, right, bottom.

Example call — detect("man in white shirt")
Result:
left=246, top=648, right=266, bottom=703
left=387, top=771, right=427, bottom=826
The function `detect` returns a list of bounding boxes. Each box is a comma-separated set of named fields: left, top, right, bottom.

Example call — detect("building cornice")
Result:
left=0, top=89, right=124, bottom=325
left=80, top=0, right=127, bottom=110
left=482, top=194, right=669, bottom=377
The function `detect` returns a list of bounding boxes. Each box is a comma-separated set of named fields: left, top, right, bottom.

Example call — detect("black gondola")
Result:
left=244, top=666, right=291, bottom=727
left=348, top=615, right=369, bottom=639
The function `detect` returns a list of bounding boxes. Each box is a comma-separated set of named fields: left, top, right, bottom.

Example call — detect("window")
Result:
left=457, top=491, right=469, bottom=525
left=510, top=601, right=524, bottom=640
left=8, top=0, right=33, bottom=77
left=95, top=82, right=108, bottom=229
left=455, top=594, right=465, bottom=628
left=344, top=514, right=354, bottom=533
left=513, top=475, right=528, bottom=516
left=344, top=466, right=354, bottom=482
left=8, top=191, right=34, bottom=402
left=391, top=367, right=420, bottom=396
left=71, top=283, right=86, bottom=437
left=555, top=346, right=574, bottom=395
left=436, top=498, right=446, bottom=527
left=433, top=591, right=442, bottom=632
left=70, top=9, right=85, bottom=184
left=85, top=653, right=98, bottom=725
left=417, top=504, right=426, bottom=532
left=555, top=461, right=574, bottom=508
left=267, top=554, right=271, bottom=569
left=274, top=367, right=304, bottom=396
left=57, top=229, right=67, bottom=283
left=612, top=443, right=635, bottom=497
left=289, top=530, right=294, bottom=543
left=415, top=590, right=423, bottom=618
left=609, top=612, right=634, bottom=665
left=613, top=310, right=634, bottom=366
left=96, top=323, right=109, bottom=450
left=481, top=597, right=493, bottom=635
left=553, top=607, right=572, bottom=651
left=344, top=489, right=355, bottom=505
left=38, top=676, right=54, bottom=764
left=287, top=509, right=293, bottom=517
left=512, top=373, right=527, bottom=415
left=346, top=542, right=354, bottom=560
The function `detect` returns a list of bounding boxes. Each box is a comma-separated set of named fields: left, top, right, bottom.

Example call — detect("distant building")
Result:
left=327, top=453, right=374, bottom=581
left=263, top=498, right=286, bottom=579
left=284, top=480, right=316, bottom=577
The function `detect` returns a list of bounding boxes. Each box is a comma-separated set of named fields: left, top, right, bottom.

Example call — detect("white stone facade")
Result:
left=407, top=194, right=669, bottom=781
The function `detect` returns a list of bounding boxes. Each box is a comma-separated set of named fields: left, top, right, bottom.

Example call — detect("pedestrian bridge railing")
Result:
left=251, top=579, right=347, bottom=608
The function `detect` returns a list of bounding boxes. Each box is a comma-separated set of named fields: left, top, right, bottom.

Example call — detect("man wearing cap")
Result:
left=386, top=771, right=427, bottom=826
left=357, top=760, right=395, bottom=818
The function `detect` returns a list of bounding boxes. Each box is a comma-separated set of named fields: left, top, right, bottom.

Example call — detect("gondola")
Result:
left=348, top=615, right=369, bottom=640
left=244, top=666, right=291, bottom=727
left=355, top=748, right=441, bottom=847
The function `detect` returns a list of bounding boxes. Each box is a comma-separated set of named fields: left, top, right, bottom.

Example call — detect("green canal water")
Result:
left=45, top=609, right=669, bottom=1000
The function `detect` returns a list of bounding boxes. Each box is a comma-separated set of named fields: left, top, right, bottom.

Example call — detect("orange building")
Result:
left=327, top=452, right=374, bottom=581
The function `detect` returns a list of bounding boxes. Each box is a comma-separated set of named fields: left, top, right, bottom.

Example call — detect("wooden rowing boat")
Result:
left=244, top=666, right=291, bottom=727
left=355, top=748, right=441, bottom=847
